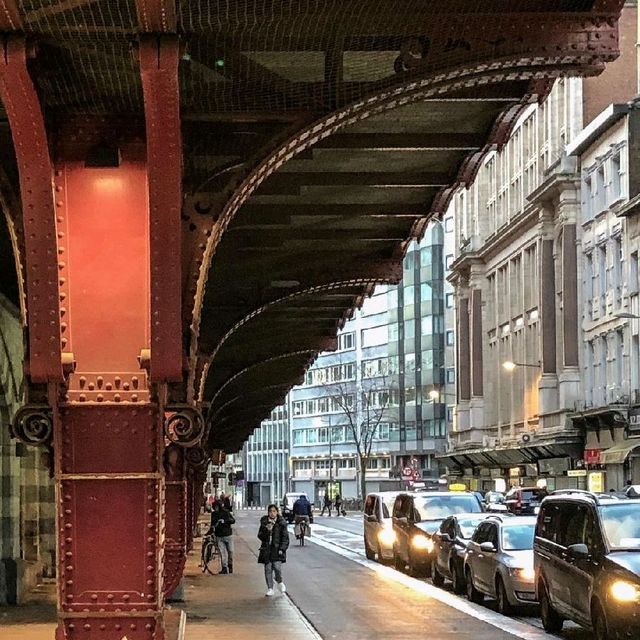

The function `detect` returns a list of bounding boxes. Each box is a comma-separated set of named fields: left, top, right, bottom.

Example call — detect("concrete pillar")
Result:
left=539, top=238, right=559, bottom=413
left=456, top=296, right=471, bottom=434
left=560, top=222, right=581, bottom=409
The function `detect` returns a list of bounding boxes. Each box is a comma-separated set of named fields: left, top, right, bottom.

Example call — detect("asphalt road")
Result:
left=234, top=513, right=546, bottom=639
left=310, top=515, right=593, bottom=640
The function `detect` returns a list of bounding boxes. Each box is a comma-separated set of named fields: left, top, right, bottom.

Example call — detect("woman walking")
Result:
left=257, top=504, right=290, bottom=596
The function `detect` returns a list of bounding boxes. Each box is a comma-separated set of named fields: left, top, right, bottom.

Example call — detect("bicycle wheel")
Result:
left=204, top=543, right=222, bottom=575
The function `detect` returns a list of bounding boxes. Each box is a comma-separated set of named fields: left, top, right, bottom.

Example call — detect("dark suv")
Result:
left=505, top=486, right=547, bottom=515
left=392, top=491, right=482, bottom=577
left=534, top=490, right=640, bottom=639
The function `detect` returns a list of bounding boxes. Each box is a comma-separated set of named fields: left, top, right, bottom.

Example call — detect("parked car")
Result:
left=464, top=515, right=537, bottom=615
left=534, top=490, right=640, bottom=639
left=392, top=491, right=483, bottom=577
left=431, top=513, right=489, bottom=593
left=363, top=491, right=400, bottom=563
left=504, top=486, right=547, bottom=515
left=485, top=491, right=508, bottom=513
left=281, top=492, right=308, bottom=524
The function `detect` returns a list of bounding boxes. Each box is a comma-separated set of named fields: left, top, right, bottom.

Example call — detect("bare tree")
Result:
left=325, top=360, right=395, bottom=504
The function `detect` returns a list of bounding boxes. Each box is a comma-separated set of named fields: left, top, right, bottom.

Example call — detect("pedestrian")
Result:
left=220, top=491, right=233, bottom=511
left=321, top=492, right=332, bottom=517
left=208, top=501, right=235, bottom=574
left=334, top=493, right=345, bottom=517
left=258, top=504, right=289, bottom=597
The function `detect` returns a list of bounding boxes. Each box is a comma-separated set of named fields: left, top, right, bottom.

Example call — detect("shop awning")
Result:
left=437, top=436, right=583, bottom=469
left=600, top=440, right=640, bottom=465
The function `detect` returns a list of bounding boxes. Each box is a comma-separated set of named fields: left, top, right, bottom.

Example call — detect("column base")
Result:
left=165, top=609, right=186, bottom=640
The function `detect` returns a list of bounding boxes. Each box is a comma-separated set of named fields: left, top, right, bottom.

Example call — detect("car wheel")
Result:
left=496, top=576, right=513, bottom=616
left=364, top=539, right=375, bottom=560
left=431, top=560, right=445, bottom=587
left=592, top=601, right=610, bottom=640
left=451, top=561, right=465, bottom=595
left=465, top=567, right=484, bottom=604
left=377, top=543, right=387, bottom=565
left=539, top=580, right=563, bottom=633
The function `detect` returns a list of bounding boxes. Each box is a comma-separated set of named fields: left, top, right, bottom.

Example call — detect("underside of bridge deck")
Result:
left=0, top=0, right=625, bottom=638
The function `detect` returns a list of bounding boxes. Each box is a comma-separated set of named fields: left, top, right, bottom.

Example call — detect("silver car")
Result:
left=363, top=491, right=399, bottom=563
left=464, top=515, right=537, bottom=615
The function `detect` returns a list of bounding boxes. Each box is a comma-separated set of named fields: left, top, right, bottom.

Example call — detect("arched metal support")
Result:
left=188, top=11, right=622, bottom=397
left=196, top=278, right=392, bottom=401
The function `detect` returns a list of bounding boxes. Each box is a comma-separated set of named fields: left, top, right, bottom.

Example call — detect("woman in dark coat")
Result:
left=258, top=504, right=290, bottom=596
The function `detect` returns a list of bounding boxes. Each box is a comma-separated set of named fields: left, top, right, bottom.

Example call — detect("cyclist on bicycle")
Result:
left=293, top=494, right=313, bottom=539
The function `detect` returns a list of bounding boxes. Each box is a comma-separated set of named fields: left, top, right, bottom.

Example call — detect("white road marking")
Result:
left=307, top=527, right=558, bottom=640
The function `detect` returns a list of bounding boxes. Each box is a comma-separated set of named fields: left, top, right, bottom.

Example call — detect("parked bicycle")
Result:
left=200, top=533, right=222, bottom=575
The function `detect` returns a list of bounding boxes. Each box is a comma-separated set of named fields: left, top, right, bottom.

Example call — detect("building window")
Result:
left=446, top=368, right=455, bottom=384
left=446, top=407, right=454, bottom=423
left=445, top=292, right=454, bottom=308
left=293, top=430, right=304, bottom=445
left=375, top=423, right=390, bottom=440
left=445, top=254, right=454, bottom=269
left=337, top=332, right=355, bottom=351
left=446, top=330, right=454, bottom=346
left=444, top=217, right=454, bottom=233
left=403, top=252, right=414, bottom=271
left=420, top=250, right=432, bottom=267
left=337, top=458, right=355, bottom=469
left=611, top=150, right=622, bottom=203
left=630, top=251, right=639, bottom=295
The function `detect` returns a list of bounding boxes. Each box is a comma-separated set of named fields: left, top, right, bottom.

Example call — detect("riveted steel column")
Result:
left=163, top=445, right=187, bottom=600
left=140, top=36, right=182, bottom=383
left=0, top=38, right=63, bottom=382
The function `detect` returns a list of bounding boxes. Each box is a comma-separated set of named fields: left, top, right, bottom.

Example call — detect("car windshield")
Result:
left=501, top=523, right=535, bottom=551
left=285, top=495, right=305, bottom=508
left=381, top=496, right=397, bottom=519
left=600, top=503, right=640, bottom=550
left=415, top=495, right=481, bottom=520
left=458, top=517, right=485, bottom=539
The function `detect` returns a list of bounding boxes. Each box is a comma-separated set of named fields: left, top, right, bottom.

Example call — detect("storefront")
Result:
left=438, top=437, right=584, bottom=492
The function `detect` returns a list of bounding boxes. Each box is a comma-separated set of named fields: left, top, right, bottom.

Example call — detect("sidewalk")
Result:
left=177, top=511, right=319, bottom=640
left=0, top=512, right=319, bottom=640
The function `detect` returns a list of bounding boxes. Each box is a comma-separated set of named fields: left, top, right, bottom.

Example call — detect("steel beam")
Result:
left=140, top=36, right=183, bottom=382
left=0, top=38, right=62, bottom=382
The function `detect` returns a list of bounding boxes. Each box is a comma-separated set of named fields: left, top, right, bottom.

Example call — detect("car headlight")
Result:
left=610, top=580, right=640, bottom=602
left=412, top=535, right=434, bottom=552
left=378, top=527, right=396, bottom=546
left=510, top=567, right=535, bottom=581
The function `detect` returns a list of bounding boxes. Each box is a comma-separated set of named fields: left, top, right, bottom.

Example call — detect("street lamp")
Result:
left=428, top=389, right=456, bottom=402
left=502, top=360, right=541, bottom=371
left=614, top=311, right=640, bottom=319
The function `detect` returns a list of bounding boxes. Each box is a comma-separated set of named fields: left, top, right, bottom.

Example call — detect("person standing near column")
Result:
left=258, top=504, right=290, bottom=596
left=208, top=501, right=236, bottom=574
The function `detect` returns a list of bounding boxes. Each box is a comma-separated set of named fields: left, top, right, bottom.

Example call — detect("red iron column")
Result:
left=0, top=34, right=190, bottom=640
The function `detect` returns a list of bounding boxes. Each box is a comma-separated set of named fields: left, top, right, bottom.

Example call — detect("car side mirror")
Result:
left=479, top=541, right=496, bottom=553
left=366, top=514, right=378, bottom=523
left=566, top=543, right=589, bottom=560
left=439, top=532, right=451, bottom=542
